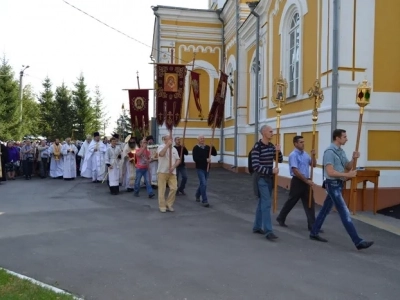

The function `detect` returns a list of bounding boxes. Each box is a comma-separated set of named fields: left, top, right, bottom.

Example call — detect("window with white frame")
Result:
left=250, top=57, right=262, bottom=124
left=288, top=12, right=300, bottom=97
left=225, top=64, right=234, bottom=118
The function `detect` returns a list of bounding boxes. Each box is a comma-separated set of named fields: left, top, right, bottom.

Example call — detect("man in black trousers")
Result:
left=276, top=135, right=321, bottom=231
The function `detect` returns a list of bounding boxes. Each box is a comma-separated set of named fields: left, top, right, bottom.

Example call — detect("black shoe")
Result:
left=356, top=241, right=374, bottom=250
left=309, top=227, right=324, bottom=234
left=202, top=202, right=210, bottom=208
left=148, top=193, right=155, bottom=199
left=276, top=218, right=288, bottom=227
left=195, top=197, right=200, bottom=202
left=310, top=235, right=328, bottom=242
left=127, top=188, right=133, bottom=192
left=253, top=229, right=265, bottom=235
left=266, top=232, right=278, bottom=240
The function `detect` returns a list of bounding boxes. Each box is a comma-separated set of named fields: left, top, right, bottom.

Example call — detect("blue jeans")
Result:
left=176, top=165, right=188, bottom=192
left=253, top=177, right=273, bottom=234
left=195, top=169, right=209, bottom=203
left=311, top=179, right=363, bottom=246
left=134, top=168, right=153, bottom=195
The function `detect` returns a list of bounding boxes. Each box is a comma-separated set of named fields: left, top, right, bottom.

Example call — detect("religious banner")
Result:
left=156, top=64, right=187, bottom=130
left=190, top=71, right=203, bottom=119
left=207, top=71, right=228, bottom=128
left=128, top=89, right=149, bottom=131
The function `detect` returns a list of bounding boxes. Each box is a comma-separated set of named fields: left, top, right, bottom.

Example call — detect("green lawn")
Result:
left=0, top=269, right=76, bottom=300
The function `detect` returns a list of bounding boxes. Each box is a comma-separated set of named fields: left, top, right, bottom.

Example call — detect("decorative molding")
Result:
left=180, top=44, right=220, bottom=54
left=225, top=37, right=237, bottom=53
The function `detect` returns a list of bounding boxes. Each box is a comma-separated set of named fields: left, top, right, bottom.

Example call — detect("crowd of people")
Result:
left=1, top=125, right=374, bottom=250
left=0, top=132, right=217, bottom=212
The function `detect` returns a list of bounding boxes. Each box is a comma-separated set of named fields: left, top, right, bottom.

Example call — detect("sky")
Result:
left=0, top=0, right=208, bottom=135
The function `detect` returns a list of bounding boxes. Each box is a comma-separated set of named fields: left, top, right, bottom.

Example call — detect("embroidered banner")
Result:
left=156, top=64, right=187, bottom=131
left=190, top=71, right=203, bottom=119
left=128, top=89, right=149, bottom=131
left=207, top=71, right=228, bottom=128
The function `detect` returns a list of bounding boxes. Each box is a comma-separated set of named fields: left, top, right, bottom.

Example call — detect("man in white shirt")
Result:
left=157, top=135, right=181, bottom=213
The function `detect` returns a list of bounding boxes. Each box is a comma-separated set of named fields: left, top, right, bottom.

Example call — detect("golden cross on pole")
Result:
left=307, top=79, right=324, bottom=208
left=271, top=74, right=287, bottom=213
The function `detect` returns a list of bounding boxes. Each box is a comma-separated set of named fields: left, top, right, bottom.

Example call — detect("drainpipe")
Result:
left=152, top=6, right=161, bottom=143
left=233, top=0, right=239, bottom=169
left=331, top=0, right=339, bottom=133
left=217, top=9, right=225, bottom=164
left=248, top=2, right=260, bottom=144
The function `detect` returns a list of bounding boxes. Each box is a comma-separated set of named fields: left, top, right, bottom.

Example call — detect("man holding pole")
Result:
left=276, top=135, right=321, bottom=231
left=251, top=125, right=282, bottom=241
left=309, top=129, right=373, bottom=250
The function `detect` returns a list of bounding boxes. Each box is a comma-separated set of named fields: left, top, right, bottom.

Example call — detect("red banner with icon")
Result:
left=128, top=89, right=149, bottom=131
left=207, top=71, right=228, bottom=128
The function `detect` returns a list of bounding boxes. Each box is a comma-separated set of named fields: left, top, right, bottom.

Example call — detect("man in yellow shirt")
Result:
left=157, top=135, right=181, bottom=213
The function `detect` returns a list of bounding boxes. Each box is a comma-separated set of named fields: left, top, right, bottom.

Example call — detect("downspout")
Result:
left=217, top=9, right=225, bottom=164
left=152, top=6, right=161, bottom=143
left=248, top=2, right=260, bottom=144
left=233, top=0, right=239, bottom=169
left=331, top=0, right=339, bottom=133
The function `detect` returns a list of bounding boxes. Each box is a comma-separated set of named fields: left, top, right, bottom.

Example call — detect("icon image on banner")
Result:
left=164, top=73, right=178, bottom=92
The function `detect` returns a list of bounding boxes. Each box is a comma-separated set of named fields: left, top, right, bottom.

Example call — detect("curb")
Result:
left=352, top=214, right=400, bottom=236
left=0, top=268, right=83, bottom=300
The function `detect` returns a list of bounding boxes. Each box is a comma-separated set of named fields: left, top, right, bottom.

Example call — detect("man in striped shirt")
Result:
left=251, top=125, right=283, bottom=240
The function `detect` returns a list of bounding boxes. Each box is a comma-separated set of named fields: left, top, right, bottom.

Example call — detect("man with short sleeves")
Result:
left=310, top=129, right=373, bottom=250
left=276, top=135, right=319, bottom=231
left=157, top=135, right=180, bottom=213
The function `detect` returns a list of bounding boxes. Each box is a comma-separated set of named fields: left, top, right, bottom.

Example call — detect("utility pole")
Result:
left=331, top=0, right=339, bottom=133
left=19, top=65, right=30, bottom=139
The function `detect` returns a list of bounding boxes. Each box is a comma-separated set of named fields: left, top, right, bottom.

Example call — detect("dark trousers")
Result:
left=176, top=165, right=188, bottom=192
left=23, top=160, right=33, bottom=178
left=39, top=160, right=48, bottom=178
left=277, top=176, right=316, bottom=229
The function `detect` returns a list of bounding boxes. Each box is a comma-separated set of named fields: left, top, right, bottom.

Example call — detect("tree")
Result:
left=72, top=74, right=94, bottom=140
left=92, top=85, right=110, bottom=136
left=0, top=56, right=19, bottom=140
left=113, top=110, right=133, bottom=142
left=21, top=84, right=41, bottom=137
left=54, top=83, right=74, bottom=140
left=38, top=77, right=56, bottom=140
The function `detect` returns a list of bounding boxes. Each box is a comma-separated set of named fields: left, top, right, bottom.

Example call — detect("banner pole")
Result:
left=181, top=53, right=196, bottom=160
left=137, top=71, right=140, bottom=89
left=207, top=107, right=219, bottom=172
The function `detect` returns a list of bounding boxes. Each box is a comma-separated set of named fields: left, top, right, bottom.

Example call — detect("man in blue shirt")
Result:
left=276, top=135, right=320, bottom=231
left=310, top=129, right=373, bottom=250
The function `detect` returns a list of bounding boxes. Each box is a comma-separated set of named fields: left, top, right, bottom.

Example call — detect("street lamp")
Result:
left=19, top=65, right=30, bottom=139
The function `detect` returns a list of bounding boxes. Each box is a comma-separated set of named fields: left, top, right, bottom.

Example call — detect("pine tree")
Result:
left=54, top=83, right=74, bottom=140
left=38, top=77, right=55, bottom=140
left=0, top=57, right=20, bottom=140
left=72, top=74, right=94, bottom=140
left=21, top=84, right=41, bottom=137
left=113, top=111, right=133, bottom=142
left=92, top=85, right=110, bottom=136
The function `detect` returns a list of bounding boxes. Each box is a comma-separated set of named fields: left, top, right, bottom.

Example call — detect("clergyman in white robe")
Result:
left=81, top=134, right=107, bottom=182
left=61, top=139, right=78, bottom=180
left=105, top=141, right=122, bottom=195
left=120, top=139, right=137, bottom=191
left=49, top=141, right=64, bottom=178
left=78, top=135, right=92, bottom=175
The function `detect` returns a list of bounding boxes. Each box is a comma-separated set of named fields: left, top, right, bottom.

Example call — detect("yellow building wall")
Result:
left=246, top=134, right=257, bottom=153
left=226, top=44, right=236, bottom=62
left=373, top=0, right=400, bottom=92
left=283, top=133, right=297, bottom=156
left=247, top=45, right=255, bottom=124
left=368, top=130, right=400, bottom=161
left=301, top=131, right=319, bottom=159
left=302, top=2, right=318, bottom=94
left=224, top=119, right=235, bottom=127
left=225, top=137, right=234, bottom=152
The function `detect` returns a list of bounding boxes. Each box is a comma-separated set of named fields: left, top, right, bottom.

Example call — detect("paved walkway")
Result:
left=0, top=168, right=399, bottom=300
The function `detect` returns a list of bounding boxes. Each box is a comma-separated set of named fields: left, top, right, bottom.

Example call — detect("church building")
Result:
left=151, top=0, right=400, bottom=211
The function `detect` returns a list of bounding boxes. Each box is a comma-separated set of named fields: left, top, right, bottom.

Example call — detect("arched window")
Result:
left=250, top=57, right=262, bottom=124
left=288, top=12, right=300, bottom=97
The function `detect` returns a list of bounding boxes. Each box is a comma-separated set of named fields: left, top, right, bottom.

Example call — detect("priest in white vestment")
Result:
left=120, top=135, right=137, bottom=192
left=49, top=139, right=64, bottom=179
left=78, top=135, right=92, bottom=177
left=146, top=136, right=158, bottom=187
left=105, top=137, right=122, bottom=195
left=61, top=137, right=78, bottom=180
left=81, top=132, right=107, bottom=183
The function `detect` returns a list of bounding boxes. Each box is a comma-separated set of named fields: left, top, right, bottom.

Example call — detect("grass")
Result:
left=0, top=269, right=76, bottom=300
